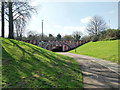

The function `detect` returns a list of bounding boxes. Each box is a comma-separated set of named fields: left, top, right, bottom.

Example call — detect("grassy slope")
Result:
left=1, top=38, right=83, bottom=88
left=69, top=40, right=119, bottom=64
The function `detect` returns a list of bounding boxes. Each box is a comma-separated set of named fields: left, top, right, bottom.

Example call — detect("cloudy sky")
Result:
left=0, top=0, right=119, bottom=37
left=26, top=1, right=118, bottom=37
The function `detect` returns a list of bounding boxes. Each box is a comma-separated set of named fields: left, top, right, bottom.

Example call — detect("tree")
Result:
left=56, top=33, right=61, bottom=41
left=13, top=1, right=36, bottom=39
left=81, top=35, right=91, bottom=41
left=62, top=35, right=73, bottom=41
left=105, top=29, right=120, bottom=39
left=98, top=30, right=107, bottom=41
left=86, top=16, right=107, bottom=36
left=14, top=17, right=26, bottom=40
left=26, top=31, right=49, bottom=40
left=116, top=29, right=120, bottom=39
left=8, top=1, right=14, bottom=39
left=48, top=34, right=55, bottom=40
left=27, top=31, right=37, bottom=40
left=1, top=2, right=5, bottom=37
left=4, top=1, right=36, bottom=39
left=72, top=31, right=82, bottom=41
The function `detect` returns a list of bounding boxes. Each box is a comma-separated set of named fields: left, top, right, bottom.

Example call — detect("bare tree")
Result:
left=1, top=2, right=5, bottom=37
left=86, top=16, right=107, bottom=35
left=8, top=1, right=14, bottom=39
left=72, top=31, right=82, bottom=41
left=14, top=18, right=26, bottom=40
left=62, top=35, right=73, bottom=41
left=3, top=0, right=36, bottom=39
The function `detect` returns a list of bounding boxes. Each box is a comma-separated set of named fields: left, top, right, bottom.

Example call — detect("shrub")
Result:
left=103, top=38, right=117, bottom=41
left=81, top=35, right=91, bottom=41
left=91, top=35, right=99, bottom=42
left=115, top=29, right=120, bottom=39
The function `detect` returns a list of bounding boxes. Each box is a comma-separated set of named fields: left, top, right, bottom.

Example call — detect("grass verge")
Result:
left=1, top=38, right=83, bottom=88
left=69, top=40, right=119, bottom=64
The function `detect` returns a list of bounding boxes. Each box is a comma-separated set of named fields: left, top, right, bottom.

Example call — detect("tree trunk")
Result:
left=1, top=2, right=4, bottom=37
left=8, top=2, right=14, bottom=39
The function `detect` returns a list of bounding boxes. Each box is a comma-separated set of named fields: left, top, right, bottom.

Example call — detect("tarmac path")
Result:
left=57, top=52, right=120, bottom=89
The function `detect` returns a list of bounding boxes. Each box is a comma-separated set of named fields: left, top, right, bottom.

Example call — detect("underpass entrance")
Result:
left=52, top=46, right=63, bottom=52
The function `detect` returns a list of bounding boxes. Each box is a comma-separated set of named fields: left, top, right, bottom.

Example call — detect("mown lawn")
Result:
left=69, top=40, right=119, bottom=64
left=1, top=38, right=83, bottom=88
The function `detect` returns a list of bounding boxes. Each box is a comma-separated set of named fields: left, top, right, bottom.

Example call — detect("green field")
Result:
left=69, top=40, right=119, bottom=64
left=1, top=38, right=83, bottom=88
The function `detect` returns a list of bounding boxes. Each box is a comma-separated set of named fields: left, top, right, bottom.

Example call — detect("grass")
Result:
left=69, top=40, right=119, bottom=64
left=1, top=38, right=83, bottom=88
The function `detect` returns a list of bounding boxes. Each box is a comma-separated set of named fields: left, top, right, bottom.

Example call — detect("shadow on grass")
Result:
left=2, top=39, right=83, bottom=88
left=67, top=54, right=119, bottom=88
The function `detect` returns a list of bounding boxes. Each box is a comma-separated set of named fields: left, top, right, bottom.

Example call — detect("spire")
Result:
left=42, top=20, right=43, bottom=40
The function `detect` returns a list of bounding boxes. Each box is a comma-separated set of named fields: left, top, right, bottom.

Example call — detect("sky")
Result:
left=0, top=0, right=119, bottom=37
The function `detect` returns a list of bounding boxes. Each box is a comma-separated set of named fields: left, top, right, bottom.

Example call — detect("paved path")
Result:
left=57, top=52, right=120, bottom=89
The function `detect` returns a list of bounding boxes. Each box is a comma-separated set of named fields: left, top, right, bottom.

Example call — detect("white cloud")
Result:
left=32, top=16, right=37, bottom=20
left=63, top=26, right=86, bottom=32
left=80, top=16, right=92, bottom=24
left=54, top=25, right=86, bottom=32
left=54, top=25, right=62, bottom=28
left=49, top=25, right=87, bottom=36
left=108, top=10, right=115, bottom=14
left=29, top=1, right=40, bottom=7
left=63, top=26, right=87, bottom=36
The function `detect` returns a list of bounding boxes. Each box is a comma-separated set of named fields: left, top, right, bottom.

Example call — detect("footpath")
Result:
left=57, top=52, right=120, bottom=89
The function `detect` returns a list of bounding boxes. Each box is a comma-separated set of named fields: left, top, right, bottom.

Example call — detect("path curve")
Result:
left=57, top=52, right=120, bottom=88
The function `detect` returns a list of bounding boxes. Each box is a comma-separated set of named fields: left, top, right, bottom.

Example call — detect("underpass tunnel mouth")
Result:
left=52, top=46, right=63, bottom=52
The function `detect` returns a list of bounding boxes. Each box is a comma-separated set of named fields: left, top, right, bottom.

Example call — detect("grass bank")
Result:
left=1, top=38, right=83, bottom=88
left=69, top=40, right=119, bottom=64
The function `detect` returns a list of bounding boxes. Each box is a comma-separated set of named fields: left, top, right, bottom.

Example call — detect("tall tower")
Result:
left=109, top=19, right=111, bottom=29
left=118, top=1, right=120, bottom=29
left=42, top=20, right=43, bottom=40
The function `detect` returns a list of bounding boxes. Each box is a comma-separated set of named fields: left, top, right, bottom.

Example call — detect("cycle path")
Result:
left=57, top=52, right=120, bottom=88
